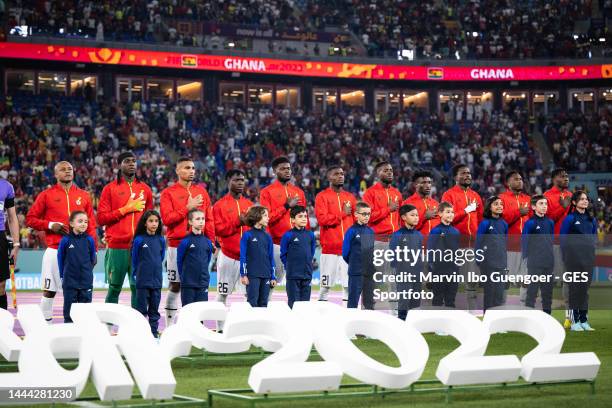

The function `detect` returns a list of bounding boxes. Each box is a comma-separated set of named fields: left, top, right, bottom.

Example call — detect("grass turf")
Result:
left=6, top=309, right=602, bottom=408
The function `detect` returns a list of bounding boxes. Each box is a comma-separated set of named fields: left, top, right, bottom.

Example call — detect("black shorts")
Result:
left=0, top=232, right=9, bottom=281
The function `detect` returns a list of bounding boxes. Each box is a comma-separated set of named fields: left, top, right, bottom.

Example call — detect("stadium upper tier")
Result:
left=5, top=0, right=611, bottom=60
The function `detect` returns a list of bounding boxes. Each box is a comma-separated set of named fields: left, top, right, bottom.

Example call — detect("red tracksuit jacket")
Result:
left=213, top=193, right=253, bottom=260
left=97, top=178, right=154, bottom=249
left=160, top=182, right=215, bottom=247
left=441, top=185, right=483, bottom=242
left=363, top=182, right=402, bottom=235
left=259, top=180, right=309, bottom=245
left=402, top=193, right=440, bottom=236
left=499, top=190, right=531, bottom=251
left=544, top=186, right=572, bottom=235
left=315, top=187, right=357, bottom=255
left=26, top=184, right=97, bottom=249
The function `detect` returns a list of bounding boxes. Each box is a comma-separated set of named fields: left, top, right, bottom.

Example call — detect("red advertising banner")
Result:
left=0, top=42, right=609, bottom=81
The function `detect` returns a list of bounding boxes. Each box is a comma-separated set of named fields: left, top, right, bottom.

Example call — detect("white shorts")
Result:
left=42, top=248, right=61, bottom=292
left=217, top=251, right=245, bottom=296
left=319, top=254, right=348, bottom=288
left=507, top=251, right=527, bottom=279
left=166, top=247, right=180, bottom=283
left=273, top=244, right=285, bottom=285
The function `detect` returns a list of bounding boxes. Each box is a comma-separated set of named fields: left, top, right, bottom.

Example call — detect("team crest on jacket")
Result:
left=76, top=197, right=82, bottom=205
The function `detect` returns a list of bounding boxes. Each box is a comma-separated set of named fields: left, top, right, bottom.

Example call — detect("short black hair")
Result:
left=412, top=170, right=432, bottom=182
left=271, top=156, right=290, bottom=169
left=551, top=168, right=567, bottom=179
left=374, top=161, right=391, bottom=172
left=531, top=194, right=546, bottom=206
left=225, top=169, right=246, bottom=180
left=326, top=164, right=343, bottom=174
left=505, top=170, right=521, bottom=183
left=290, top=205, right=307, bottom=218
left=177, top=156, right=193, bottom=165
left=438, top=201, right=454, bottom=213
left=452, top=164, right=468, bottom=178
left=399, top=204, right=417, bottom=217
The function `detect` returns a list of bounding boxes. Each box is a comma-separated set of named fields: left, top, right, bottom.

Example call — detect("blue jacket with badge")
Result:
left=475, top=217, right=508, bottom=270
left=342, top=223, right=375, bottom=277
left=177, top=232, right=214, bottom=288
left=240, top=227, right=276, bottom=279
left=58, top=232, right=96, bottom=289
left=280, top=227, right=316, bottom=280
left=131, top=234, right=166, bottom=289
left=521, top=215, right=554, bottom=269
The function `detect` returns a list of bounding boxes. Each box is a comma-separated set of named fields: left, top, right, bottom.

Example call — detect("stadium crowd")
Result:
left=5, top=0, right=608, bottom=59
left=305, top=0, right=599, bottom=59
left=3, top=92, right=609, bottom=250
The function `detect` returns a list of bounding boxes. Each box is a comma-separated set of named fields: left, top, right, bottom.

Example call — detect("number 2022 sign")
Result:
left=0, top=302, right=601, bottom=402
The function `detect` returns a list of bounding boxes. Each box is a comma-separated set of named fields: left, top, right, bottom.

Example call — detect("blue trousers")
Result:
left=525, top=266, right=554, bottom=314
left=181, top=286, right=209, bottom=307
left=246, top=277, right=270, bottom=307
left=136, top=288, right=161, bottom=337
left=347, top=275, right=363, bottom=308
left=286, top=278, right=311, bottom=308
left=397, top=280, right=422, bottom=320
left=480, top=267, right=507, bottom=311
left=63, top=287, right=92, bottom=323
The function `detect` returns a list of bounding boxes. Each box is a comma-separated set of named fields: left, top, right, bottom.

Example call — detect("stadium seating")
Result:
left=6, top=0, right=609, bottom=59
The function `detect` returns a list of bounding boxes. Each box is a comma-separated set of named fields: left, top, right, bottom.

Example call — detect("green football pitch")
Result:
left=4, top=309, right=608, bottom=408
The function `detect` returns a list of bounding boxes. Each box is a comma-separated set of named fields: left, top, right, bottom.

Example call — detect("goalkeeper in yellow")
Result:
left=98, top=152, right=153, bottom=307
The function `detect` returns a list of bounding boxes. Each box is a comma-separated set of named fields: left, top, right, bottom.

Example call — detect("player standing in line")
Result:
left=402, top=171, right=440, bottom=237
left=441, top=164, right=483, bottom=312
left=57, top=211, right=96, bottom=323
left=427, top=202, right=461, bottom=308
left=177, top=209, right=214, bottom=306
left=560, top=191, right=597, bottom=332
left=280, top=206, right=316, bottom=308
left=543, top=168, right=572, bottom=328
left=522, top=195, right=555, bottom=315
left=475, top=196, right=508, bottom=312
left=213, top=169, right=253, bottom=330
left=499, top=171, right=531, bottom=305
left=98, top=151, right=153, bottom=308
left=132, top=210, right=165, bottom=338
left=343, top=202, right=375, bottom=309
left=0, top=178, right=19, bottom=310
left=259, top=157, right=309, bottom=287
left=160, top=157, right=215, bottom=327
left=390, top=204, right=424, bottom=320
left=363, top=162, right=402, bottom=310
left=314, top=165, right=356, bottom=303
left=240, top=206, right=277, bottom=307
left=26, top=161, right=97, bottom=322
